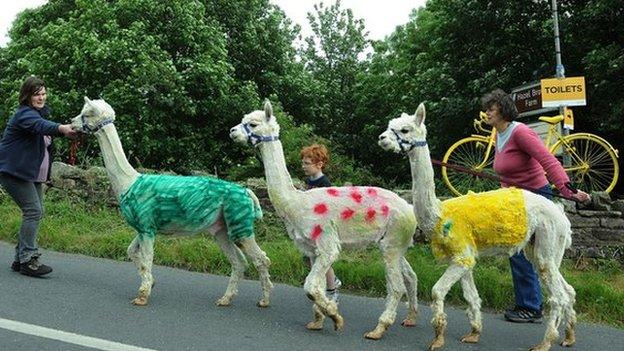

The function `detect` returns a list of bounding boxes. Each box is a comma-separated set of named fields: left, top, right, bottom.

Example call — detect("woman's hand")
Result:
left=59, top=124, right=79, bottom=139
left=571, top=190, right=591, bottom=203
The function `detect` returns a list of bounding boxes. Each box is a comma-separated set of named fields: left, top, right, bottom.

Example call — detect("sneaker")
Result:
left=19, top=257, right=53, bottom=277
left=11, top=261, right=20, bottom=272
left=326, top=278, right=342, bottom=303
left=504, top=306, right=542, bottom=323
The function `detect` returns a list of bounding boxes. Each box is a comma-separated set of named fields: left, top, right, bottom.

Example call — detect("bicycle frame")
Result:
left=444, top=110, right=619, bottom=195
left=469, top=112, right=496, bottom=170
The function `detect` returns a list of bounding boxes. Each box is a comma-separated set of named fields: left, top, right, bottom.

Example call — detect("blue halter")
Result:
left=80, top=113, right=114, bottom=133
left=391, top=129, right=427, bottom=152
left=243, top=123, right=279, bottom=145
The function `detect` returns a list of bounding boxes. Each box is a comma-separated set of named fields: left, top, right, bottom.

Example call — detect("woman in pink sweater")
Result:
left=482, top=89, right=589, bottom=323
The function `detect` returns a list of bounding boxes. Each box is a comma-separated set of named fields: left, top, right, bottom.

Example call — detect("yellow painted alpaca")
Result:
left=379, top=103, right=576, bottom=351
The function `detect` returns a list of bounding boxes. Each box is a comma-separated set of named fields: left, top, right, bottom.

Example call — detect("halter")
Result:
left=242, top=123, right=279, bottom=146
left=79, top=112, right=114, bottom=133
left=391, top=129, right=427, bottom=152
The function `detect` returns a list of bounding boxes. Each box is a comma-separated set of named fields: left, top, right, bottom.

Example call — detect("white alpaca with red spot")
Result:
left=230, top=101, right=418, bottom=339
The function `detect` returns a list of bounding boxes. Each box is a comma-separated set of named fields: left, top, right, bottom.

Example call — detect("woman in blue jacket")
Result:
left=0, top=76, right=77, bottom=276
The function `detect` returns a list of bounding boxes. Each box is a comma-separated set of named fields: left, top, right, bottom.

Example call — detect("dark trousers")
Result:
left=509, top=184, right=553, bottom=312
left=0, top=172, right=44, bottom=263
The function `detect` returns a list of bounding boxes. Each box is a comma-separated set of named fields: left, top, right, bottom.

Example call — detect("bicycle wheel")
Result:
left=442, top=137, right=500, bottom=196
left=550, top=133, right=619, bottom=193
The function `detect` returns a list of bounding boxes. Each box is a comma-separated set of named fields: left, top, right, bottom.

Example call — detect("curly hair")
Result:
left=481, top=88, right=518, bottom=122
left=300, top=144, right=329, bottom=169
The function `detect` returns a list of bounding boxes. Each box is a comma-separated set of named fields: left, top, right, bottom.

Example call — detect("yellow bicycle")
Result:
left=441, top=111, right=620, bottom=196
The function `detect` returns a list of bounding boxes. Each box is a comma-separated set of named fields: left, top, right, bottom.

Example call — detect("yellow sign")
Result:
left=563, top=107, right=574, bottom=130
left=541, top=76, right=586, bottom=107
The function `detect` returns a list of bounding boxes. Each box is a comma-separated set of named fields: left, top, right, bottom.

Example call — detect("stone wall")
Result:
left=4, top=162, right=620, bottom=262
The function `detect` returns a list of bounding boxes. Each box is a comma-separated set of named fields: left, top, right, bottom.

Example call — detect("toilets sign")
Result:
left=540, top=76, right=586, bottom=107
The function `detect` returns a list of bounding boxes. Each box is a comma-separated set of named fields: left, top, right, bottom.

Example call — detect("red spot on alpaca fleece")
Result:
left=310, top=225, right=323, bottom=240
left=366, top=188, right=378, bottom=197
left=340, top=208, right=355, bottom=220
left=381, top=204, right=390, bottom=217
left=327, top=188, right=340, bottom=197
left=350, top=189, right=363, bottom=203
left=365, top=207, right=377, bottom=222
left=314, top=203, right=329, bottom=215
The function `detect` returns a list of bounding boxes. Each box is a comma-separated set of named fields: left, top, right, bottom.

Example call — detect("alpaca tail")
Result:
left=247, top=189, right=263, bottom=220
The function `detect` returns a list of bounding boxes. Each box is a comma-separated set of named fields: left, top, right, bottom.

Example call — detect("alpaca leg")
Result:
left=306, top=303, right=326, bottom=331
left=365, top=249, right=407, bottom=340
left=239, top=238, right=274, bottom=307
left=558, top=274, right=577, bottom=347
left=530, top=263, right=566, bottom=351
left=429, top=264, right=469, bottom=351
left=304, top=248, right=343, bottom=331
left=400, top=256, right=418, bottom=327
left=132, top=234, right=155, bottom=306
left=459, top=270, right=482, bottom=344
left=213, top=229, right=247, bottom=306
left=127, top=235, right=140, bottom=264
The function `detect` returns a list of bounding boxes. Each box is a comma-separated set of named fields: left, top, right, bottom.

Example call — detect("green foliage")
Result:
left=0, top=0, right=621, bottom=196
left=298, top=1, right=371, bottom=160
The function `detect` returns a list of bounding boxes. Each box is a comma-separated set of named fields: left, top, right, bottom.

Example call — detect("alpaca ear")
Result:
left=414, top=103, right=426, bottom=126
left=264, top=100, right=273, bottom=121
left=84, top=96, right=92, bottom=104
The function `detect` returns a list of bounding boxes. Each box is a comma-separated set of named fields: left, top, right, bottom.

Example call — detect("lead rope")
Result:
left=430, top=159, right=581, bottom=203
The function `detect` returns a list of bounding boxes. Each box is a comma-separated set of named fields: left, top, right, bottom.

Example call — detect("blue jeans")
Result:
left=0, top=172, right=44, bottom=263
left=509, top=184, right=553, bottom=312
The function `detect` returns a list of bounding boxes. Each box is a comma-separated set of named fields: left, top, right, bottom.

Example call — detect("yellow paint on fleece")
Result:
left=431, top=188, right=527, bottom=267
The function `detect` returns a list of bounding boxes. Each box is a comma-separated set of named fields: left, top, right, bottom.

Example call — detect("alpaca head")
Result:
left=229, top=100, right=280, bottom=146
left=378, top=102, right=427, bottom=153
left=71, top=97, right=116, bottom=133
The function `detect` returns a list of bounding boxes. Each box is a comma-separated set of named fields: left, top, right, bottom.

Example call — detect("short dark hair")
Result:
left=481, top=88, right=518, bottom=122
left=19, top=76, right=46, bottom=106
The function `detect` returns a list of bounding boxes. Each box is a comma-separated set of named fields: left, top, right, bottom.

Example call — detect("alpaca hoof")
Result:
left=331, top=314, right=344, bottom=331
left=428, top=338, right=445, bottom=351
left=364, top=330, right=383, bottom=340
left=529, top=344, right=551, bottom=351
left=401, top=318, right=416, bottom=327
left=132, top=297, right=148, bottom=306
left=306, top=320, right=324, bottom=330
left=216, top=296, right=232, bottom=307
left=460, top=332, right=480, bottom=343
left=560, top=340, right=575, bottom=347
left=257, top=299, right=270, bottom=308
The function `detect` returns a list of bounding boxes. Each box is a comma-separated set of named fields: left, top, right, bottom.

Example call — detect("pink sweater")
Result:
left=494, top=123, right=572, bottom=198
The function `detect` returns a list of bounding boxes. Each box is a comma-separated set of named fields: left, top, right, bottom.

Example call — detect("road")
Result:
left=1, top=241, right=622, bottom=351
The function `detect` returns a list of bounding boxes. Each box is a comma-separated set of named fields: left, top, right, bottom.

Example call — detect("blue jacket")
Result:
left=0, top=105, right=61, bottom=182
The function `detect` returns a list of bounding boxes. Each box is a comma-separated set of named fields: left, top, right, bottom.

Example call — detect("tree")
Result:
left=299, top=1, right=370, bottom=153
left=0, top=0, right=256, bottom=172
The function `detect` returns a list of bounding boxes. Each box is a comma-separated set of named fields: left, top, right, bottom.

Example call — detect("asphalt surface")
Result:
left=1, top=241, right=623, bottom=351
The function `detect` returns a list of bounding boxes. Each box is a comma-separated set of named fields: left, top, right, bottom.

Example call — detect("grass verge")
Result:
left=1, top=195, right=622, bottom=328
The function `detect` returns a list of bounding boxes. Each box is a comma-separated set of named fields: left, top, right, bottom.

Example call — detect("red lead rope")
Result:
left=68, top=136, right=83, bottom=166
left=430, top=159, right=581, bottom=203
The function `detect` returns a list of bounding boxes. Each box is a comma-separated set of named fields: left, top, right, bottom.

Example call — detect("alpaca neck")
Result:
left=258, top=140, right=298, bottom=208
left=407, top=145, right=441, bottom=233
left=94, top=124, right=139, bottom=197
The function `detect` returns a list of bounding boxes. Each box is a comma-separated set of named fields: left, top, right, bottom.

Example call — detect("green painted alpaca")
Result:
left=72, top=97, right=273, bottom=308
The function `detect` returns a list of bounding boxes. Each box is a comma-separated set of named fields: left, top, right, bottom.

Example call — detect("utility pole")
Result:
left=551, top=0, right=570, bottom=165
